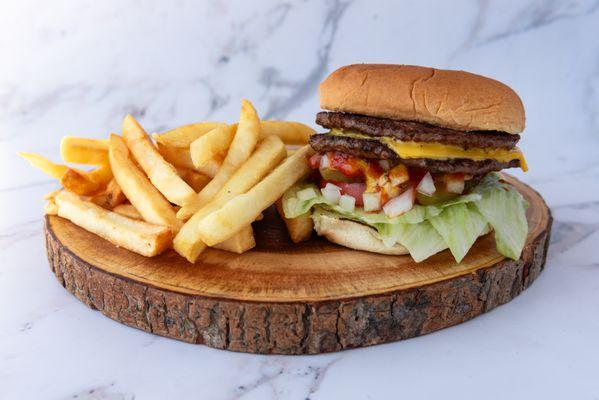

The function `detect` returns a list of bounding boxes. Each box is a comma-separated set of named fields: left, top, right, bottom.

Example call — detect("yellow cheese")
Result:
left=330, top=129, right=528, bottom=172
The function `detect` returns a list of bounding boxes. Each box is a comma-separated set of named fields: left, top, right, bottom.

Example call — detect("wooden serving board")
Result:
left=45, top=176, right=551, bottom=354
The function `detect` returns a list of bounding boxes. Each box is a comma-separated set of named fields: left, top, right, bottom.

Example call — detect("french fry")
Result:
left=177, top=100, right=261, bottom=220
left=60, top=136, right=109, bottom=165
left=154, top=122, right=227, bottom=148
left=176, top=168, right=211, bottom=192
left=44, top=190, right=61, bottom=200
left=60, top=169, right=101, bottom=195
left=190, top=125, right=236, bottom=175
left=154, top=120, right=312, bottom=147
left=197, top=145, right=313, bottom=245
left=196, top=157, right=221, bottom=178
left=62, top=163, right=114, bottom=196
left=19, top=152, right=70, bottom=179
left=45, top=198, right=59, bottom=215
left=104, top=178, right=126, bottom=207
left=53, top=191, right=172, bottom=257
left=173, top=135, right=286, bottom=262
left=212, top=225, right=256, bottom=254
left=154, top=140, right=195, bottom=170
left=19, top=151, right=112, bottom=195
left=86, top=164, right=113, bottom=185
left=275, top=199, right=313, bottom=243
left=260, top=121, right=315, bottom=145
left=123, top=115, right=196, bottom=206
left=113, top=203, right=143, bottom=220
left=108, top=134, right=182, bottom=233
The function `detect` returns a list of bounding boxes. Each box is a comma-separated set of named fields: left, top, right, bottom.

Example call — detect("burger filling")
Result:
left=283, top=113, right=529, bottom=263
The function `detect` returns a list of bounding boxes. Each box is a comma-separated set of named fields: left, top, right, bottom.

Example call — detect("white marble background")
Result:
left=1, top=0, right=598, bottom=399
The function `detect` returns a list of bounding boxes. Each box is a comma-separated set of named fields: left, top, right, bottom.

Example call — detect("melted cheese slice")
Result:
left=330, top=129, right=528, bottom=172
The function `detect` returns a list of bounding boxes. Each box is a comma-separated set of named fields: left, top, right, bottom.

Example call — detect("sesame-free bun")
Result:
left=319, top=64, right=525, bottom=134
left=312, top=211, right=409, bottom=255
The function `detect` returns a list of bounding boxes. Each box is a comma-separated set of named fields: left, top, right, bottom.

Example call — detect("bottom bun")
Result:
left=312, top=210, right=409, bottom=255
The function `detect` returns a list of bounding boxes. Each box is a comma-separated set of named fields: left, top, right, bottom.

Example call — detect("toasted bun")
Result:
left=312, top=211, right=409, bottom=255
left=319, top=64, right=525, bottom=134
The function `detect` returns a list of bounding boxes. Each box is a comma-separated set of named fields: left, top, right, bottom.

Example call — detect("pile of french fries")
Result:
left=21, top=100, right=315, bottom=262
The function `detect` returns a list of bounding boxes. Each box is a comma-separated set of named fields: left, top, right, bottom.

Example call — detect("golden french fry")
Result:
left=197, top=145, right=313, bottom=245
left=86, top=164, right=113, bottom=185
left=113, top=203, right=143, bottom=220
left=105, top=178, right=126, bottom=207
left=154, top=140, right=195, bottom=170
left=155, top=120, right=313, bottom=147
left=260, top=121, right=315, bottom=145
left=44, top=190, right=61, bottom=200
left=123, top=115, right=196, bottom=206
left=90, top=177, right=126, bottom=209
left=275, top=199, right=313, bottom=243
left=60, top=169, right=101, bottom=195
left=198, top=157, right=221, bottom=178
left=45, top=198, right=59, bottom=215
left=190, top=125, right=236, bottom=173
left=173, top=135, right=286, bottom=262
left=177, top=100, right=261, bottom=220
left=212, top=225, right=256, bottom=254
left=34, top=150, right=112, bottom=204
left=176, top=168, right=211, bottom=192
left=53, top=191, right=172, bottom=257
left=154, top=122, right=227, bottom=148
left=109, top=134, right=182, bottom=233
left=19, top=152, right=70, bottom=179
left=60, top=136, right=109, bottom=165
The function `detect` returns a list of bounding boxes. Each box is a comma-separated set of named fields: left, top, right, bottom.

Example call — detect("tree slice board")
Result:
left=44, top=175, right=551, bottom=354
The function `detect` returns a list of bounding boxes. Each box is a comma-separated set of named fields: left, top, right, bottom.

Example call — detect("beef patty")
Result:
left=309, top=133, right=520, bottom=175
left=316, top=112, right=520, bottom=150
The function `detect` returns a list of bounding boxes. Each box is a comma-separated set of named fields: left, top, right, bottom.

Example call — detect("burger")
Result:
left=282, top=64, right=529, bottom=263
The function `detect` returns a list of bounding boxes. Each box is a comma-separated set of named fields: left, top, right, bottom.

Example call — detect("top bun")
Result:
left=319, top=64, right=525, bottom=134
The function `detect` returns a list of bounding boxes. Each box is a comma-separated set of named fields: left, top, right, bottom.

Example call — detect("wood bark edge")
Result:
left=44, top=212, right=552, bottom=355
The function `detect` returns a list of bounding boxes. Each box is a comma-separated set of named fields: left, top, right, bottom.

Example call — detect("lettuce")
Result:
left=429, top=203, right=489, bottom=262
left=379, top=220, right=449, bottom=262
left=471, top=174, right=528, bottom=260
left=282, top=173, right=529, bottom=263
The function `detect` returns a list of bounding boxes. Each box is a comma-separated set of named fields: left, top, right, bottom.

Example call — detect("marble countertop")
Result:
left=1, top=1, right=599, bottom=399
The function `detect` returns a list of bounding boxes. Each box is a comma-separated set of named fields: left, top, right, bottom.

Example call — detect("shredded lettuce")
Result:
left=282, top=173, right=528, bottom=263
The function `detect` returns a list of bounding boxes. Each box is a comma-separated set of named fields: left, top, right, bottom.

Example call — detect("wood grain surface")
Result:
left=44, top=175, right=552, bottom=354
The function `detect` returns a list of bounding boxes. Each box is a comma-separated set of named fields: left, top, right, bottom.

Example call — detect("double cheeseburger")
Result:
left=283, top=64, right=529, bottom=262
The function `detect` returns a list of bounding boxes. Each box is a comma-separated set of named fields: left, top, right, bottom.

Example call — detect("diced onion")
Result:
left=320, top=154, right=330, bottom=169
left=383, top=188, right=414, bottom=218
left=446, top=178, right=465, bottom=194
left=363, top=192, right=381, bottom=212
left=321, top=186, right=341, bottom=204
left=297, top=187, right=318, bottom=201
left=339, top=194, right=356, bottom=212
left=324, top=182, right=341, bottom=192
left=416, top=172, right=436, bottom=195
